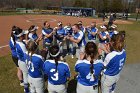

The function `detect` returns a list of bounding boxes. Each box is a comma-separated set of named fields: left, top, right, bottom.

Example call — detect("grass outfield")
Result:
left=0, top=21, right=140, bottom=93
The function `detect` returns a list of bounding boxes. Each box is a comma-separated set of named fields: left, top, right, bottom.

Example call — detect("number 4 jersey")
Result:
left=75, top=59, right=104, bottom=86
left=43, top=60, right=70, bottom=85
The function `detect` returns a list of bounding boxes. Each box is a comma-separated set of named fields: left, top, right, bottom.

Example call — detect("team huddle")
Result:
left=9, top=20, right=126, bottom=93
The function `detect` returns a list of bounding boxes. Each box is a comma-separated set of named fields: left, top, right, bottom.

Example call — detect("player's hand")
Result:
left=53, top=27, right=58, bottom=31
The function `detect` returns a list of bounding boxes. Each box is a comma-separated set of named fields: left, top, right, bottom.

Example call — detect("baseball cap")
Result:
left=57, top=22, right=62, bottom=26
left=78, top=21, right=82, bottom=25
left=16, top=30, right=28, bottom=37
left=111, top=25, right=117, bottom=29
left=30, top=26, right=39, bottom=32
left=100, top=25, right=107, bottom=29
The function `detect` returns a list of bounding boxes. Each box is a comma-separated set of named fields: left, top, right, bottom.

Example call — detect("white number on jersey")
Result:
left=50, top=69, right=59, bottom=81
left=26, top=60, right=34, bottom=72
left=86, top=71, right=95, bottom=81
left=119, top=58, right=124, bottom=70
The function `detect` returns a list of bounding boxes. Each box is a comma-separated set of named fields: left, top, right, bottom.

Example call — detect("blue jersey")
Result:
left=28, top=33, right=38, bottom=41
left=9, top=37, right=17, bottom=57
left=16, top=41, right=27, bottom=61
left=24, top=53, right=44, bottom=78
left=55, top=27, right=66, bottom=41
left=75, top=59, right=104, bottom=86
left=42, top=28, right=53, bottom=43
left=87, top=27, right=98, bottom=40
left=74, top=31, right=86, bottom=47
left=64, top=26, right=73, bottom=35
left=103, top=49, right=126, bottom=76
left=99, top=31, right=109, bottom=43
left=43, top=60, right=70, bottom=85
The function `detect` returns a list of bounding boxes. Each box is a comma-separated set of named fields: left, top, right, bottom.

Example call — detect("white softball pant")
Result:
left=28, top=75, right=44, bottom=93
left=76, top=46, right=85, bottom=60
left=48, top=81, right=67, bottom=93
left=101, top=73, right=120, bottom=93
left=76, top=82, right=98, bottom=93
left=18, top=60, right=28, bottom=84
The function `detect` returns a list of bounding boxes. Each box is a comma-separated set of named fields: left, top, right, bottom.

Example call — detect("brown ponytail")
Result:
left=85, top=42, right=98, bottom=78
left=111, top=33, right=125, bottom=52
left=49, top=45, right=60, bottom=73
left=26, top=40, right=38, bottom=63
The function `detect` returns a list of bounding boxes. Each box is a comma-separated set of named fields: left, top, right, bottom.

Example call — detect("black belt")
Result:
left=93, top=85, right=98, bottom=90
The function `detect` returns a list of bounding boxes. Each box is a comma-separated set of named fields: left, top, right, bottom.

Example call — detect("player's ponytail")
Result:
left=26, top=40, right=38, bottom=62
left=111, top=33, right=125, bottom=52
left=49, top=45, right=60, bottom=72
left=85, top=42, right=98, bottom=77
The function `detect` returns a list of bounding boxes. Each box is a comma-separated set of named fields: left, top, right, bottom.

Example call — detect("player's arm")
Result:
left=98, top=33, right=106, bottom=40
left=69, top=36, right=81, bottom=43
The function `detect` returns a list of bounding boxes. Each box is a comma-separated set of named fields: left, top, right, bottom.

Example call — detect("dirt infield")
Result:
left=0, top=15, right=133, bottom=57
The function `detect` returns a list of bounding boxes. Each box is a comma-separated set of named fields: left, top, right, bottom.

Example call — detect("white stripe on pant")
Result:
left=48, top=81, right=67, bottom=93
left=101, top=73, right=120, bottom=93
left=76, top=82, right=98, bottom=93
left=28, top=75, right=44, bottom=93
left=18, top=60, right=28, bottom=84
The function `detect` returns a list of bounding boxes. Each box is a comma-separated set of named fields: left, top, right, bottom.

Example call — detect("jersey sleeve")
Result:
left=43, top=62, right=49, bottom=75
left=104, top=53, right=115, bottom=67
left=75, top=60, right=82, bottom=72
left=42, top=29, right=47, bottom=35
left=78, top=31, right=83, bottom=40
left=39, top=56, right=44, bottom=70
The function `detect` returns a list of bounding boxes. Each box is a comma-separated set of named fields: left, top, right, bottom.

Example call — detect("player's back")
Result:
left=24, top=53, right=44, bottom=78
left=43, top=60, right=70, bottom=85
left=104, top=49, right=126, bottom=76
left=75, top=59, right=104, bottom=86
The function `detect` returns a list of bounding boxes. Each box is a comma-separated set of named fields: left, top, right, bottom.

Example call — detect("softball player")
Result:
left=67, top=24, right=86, bottom=60
left=64, top=23, right=74, bottom=58
left=43, top=45, right=70, bottom=93
left=14, top=28, right=29, bottom=93
left=28, top=25, right=41, bottom=43
left=87, top=22, right=98, bottom=43
left=98, top=25, right=110, bottom=59
left=9, top=26, right=23, bottom=86
left=75, top=42, right=104, bottom=93
left=42, top=21, right=54, bottom=49
left=54, top=21, right=66, bottom=60
left=24, top=40, right=44, bottom=93
left=101, top=34, right=126, bottom=93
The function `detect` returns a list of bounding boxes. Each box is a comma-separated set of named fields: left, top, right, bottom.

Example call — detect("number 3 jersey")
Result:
left=103, top=49, right=126, bottom=76
left=24, top=52, right=44, bottom=78
left=43, top=60, right=70, bottom=85
left=75, top=59, right=104, bottom=86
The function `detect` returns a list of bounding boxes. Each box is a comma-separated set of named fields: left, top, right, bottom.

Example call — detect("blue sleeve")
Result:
left=43, top=62, right=49, bottom=75
left=39, top=58, right=44, bottom=70
left=75, top=64, right=79, bottom=72
left=9, top=40, right=13, bottom=50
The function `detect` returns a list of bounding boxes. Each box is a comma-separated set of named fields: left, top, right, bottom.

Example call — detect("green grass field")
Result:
left=0, top=20, right=140, bottom=93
